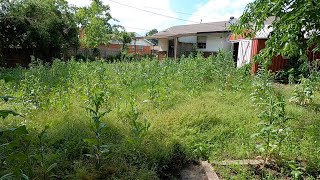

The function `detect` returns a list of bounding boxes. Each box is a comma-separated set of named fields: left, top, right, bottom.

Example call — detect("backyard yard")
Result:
left=1, top=52, right=319, bottom=179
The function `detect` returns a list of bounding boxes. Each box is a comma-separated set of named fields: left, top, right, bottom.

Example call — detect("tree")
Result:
left=113, top=29, right=134, bottom=60
left=231, top=0, right=320, bottom=66
left=146, top=29, right=158, bottom=45
left=118, top=31, right=134, bottom=51
left=76, top=0, right=116, bottom=48
left=0, top=0, right=79, bottom=64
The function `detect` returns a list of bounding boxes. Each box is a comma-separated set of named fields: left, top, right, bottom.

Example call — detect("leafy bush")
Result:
left=290, top=77, right=315, bottom=106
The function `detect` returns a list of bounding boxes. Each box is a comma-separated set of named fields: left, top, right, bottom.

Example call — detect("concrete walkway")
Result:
left=212, top=159, right=265, bottom=166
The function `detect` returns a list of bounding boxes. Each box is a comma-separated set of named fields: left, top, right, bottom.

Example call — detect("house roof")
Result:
left=132, top=33, right=154, bottom=46
left=264, top=16, right=275, bottom=26
left=229, top=16, right=276, bottom=41
left=149, top=21, right=230, bottom=38
left=255, top=17, right=275, bottom=39
left=109, top=32, right=154, bottom=46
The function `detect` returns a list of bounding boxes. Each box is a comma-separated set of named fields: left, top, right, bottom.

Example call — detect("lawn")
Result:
left=0, top=52, right=319, bottom=179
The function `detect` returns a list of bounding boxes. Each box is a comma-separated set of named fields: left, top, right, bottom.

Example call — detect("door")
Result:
left=237, top=40, right=252, bottom=68
left=232, top=42, right=239, bottom=66
left=168, top=39, right=174, bottom=58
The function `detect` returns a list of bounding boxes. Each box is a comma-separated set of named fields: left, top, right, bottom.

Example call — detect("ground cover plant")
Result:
left=0, top=52, right=319, bottom=179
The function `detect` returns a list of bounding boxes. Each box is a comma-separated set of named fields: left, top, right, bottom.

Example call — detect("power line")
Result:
left=107, top=0, right=199, bottom=24
left=143, top=6, right=223, bottom=21
left=123, top=26, right=151, bottom=31
left=108, top=0, right=231, bottom=34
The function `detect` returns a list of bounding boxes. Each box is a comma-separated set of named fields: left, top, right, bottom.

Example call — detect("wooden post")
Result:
left=174, top=37, right=178, bottom=59
left=134, top=39, right=137, bottom=54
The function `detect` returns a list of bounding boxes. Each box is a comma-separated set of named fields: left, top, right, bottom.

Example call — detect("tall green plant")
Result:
left=251, top=70, right=291, bottom=162
left=0, top=125, right=32, bottom=179
left=126, top=97, right=150, bottom=145
left=84, top=92, right=111, bottom=169
left=36, top=126, right=57, bottom=180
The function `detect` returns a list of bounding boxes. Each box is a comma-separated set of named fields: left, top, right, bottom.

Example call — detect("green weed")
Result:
left=0, top=52, right=319, bottom=179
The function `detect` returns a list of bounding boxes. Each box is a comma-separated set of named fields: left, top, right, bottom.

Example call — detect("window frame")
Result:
left=139, top=46, right=144, bottom=52
left=197, top=36, right=207, bottom=49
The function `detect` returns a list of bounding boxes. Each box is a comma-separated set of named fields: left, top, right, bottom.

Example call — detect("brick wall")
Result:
left=128, top=45, right=152, bottom=55
left=157, top=51, right=167, bottom=60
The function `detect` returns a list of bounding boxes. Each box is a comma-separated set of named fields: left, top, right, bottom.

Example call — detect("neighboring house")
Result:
left=76, top=31, right=154, bottom=59
left=128, top=34, right=155, bottom=55
left=148, top=18, right=235, bottom=59
left=229, top=17, right=320, bottom=73
left=96, top=36, right=154, bottom=58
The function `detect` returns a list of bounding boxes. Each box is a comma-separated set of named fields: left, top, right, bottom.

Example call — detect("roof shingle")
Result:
left=152, top=21, right=230, bottom=38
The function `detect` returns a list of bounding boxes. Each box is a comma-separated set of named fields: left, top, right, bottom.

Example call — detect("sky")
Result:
left=67, top=0, right=254, bottom=35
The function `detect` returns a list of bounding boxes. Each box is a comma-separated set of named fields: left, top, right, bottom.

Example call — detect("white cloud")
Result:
left=66, top=0, right=254, bottom=35
left=188, top=0, right=254, bottom=23
left=67, top=0, right=178, bottom=35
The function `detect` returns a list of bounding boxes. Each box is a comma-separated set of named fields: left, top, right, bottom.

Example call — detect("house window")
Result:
left=197, top=36, right=206, bottom=49
left=139, top=46, right=144, bottom=52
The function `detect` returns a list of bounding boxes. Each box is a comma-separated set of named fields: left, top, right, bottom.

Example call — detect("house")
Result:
left=229, top=17, right=320, bottom=73
left=76, top=31, right=154, bottom=59
left=148, top=18, right=235, bottom=59
left=128, top=34, right=155, bottom=55
left=96, top=36, right=154, bottom=58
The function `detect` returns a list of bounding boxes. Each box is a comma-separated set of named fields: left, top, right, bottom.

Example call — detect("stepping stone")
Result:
left=180, top=161, right=219, bottom=180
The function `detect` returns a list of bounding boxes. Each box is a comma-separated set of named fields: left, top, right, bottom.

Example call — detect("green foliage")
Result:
left=231, top=0, right=320, bottom=77
left=231, top=0, right=320, bottom=70
left=145, top=29, right=158, bottom=45
left=84, top=91, right=111, bottom=170
left=0, top=125, right=31, bottom=179
left=0, top=110, right=20, bottom=119
left=35, top=126, right=57, bottom=180
left=116, top=31, right=135, bottom=59
left=118, top=31, right=134, bottom=50
left=276, top=58, right=311, bottom=84
left=0, top=95, right=21, bottom=120
left=77, top=0, right=115, bottom=48
left=126, top=97, right=150, bottom=145
left=0, top=0, right=79, bottom=63
left=290, top=77, right=315, bottom=106
left=288, top=161, right=304, bottom=179
left=251, top=70, right=291, bottom=160
left=0, top=53, right=319, bottom=178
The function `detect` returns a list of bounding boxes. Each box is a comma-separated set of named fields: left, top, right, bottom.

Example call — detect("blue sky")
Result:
left=170, top=0, right=205, bottom=13
left=67, top=0, right=254, bottom=35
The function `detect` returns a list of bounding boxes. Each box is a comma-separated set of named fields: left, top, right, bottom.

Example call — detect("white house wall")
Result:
left=255, top=25, right=273, bottom=39
left=157, top=33, right=232, bottom=55
left=198, top=33, right=231, bottom=52
left=158, top=39, right=168, bottom=51
left=178, top=36, right=197, bottom=43
left=130, top=39, right=153, bottom=46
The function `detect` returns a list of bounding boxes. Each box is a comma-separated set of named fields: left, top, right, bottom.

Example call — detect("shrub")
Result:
left=290, top=77, right=315, bottom=106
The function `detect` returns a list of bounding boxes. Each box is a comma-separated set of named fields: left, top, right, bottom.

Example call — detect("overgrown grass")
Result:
left=0, top=52, right=319, bottom=179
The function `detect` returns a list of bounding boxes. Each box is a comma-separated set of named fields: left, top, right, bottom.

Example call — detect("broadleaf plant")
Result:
left=84, top=91, right=111, bottom=170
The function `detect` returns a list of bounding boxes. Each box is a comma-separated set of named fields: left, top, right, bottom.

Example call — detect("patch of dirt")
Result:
left=180, top=163, right=207, bottom=180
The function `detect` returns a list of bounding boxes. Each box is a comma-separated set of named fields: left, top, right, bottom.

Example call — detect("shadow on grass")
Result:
left=43, top=115, right=191, bottom=179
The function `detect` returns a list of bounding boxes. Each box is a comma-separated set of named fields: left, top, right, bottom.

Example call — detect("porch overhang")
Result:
left=144, top=33, right=197, bottom=39
left=145, top=30, right=230, bottom=39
